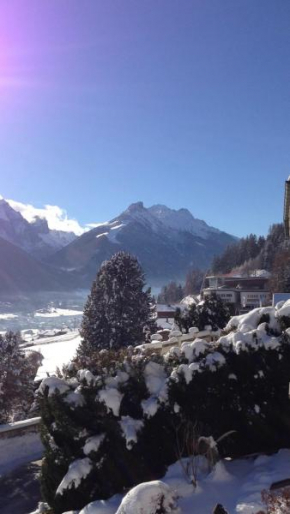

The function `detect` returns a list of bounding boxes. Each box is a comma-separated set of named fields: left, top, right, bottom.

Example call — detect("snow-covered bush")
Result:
left=38, top=351, right=177, bottom=514
left=38, top=303, right=290, bottom=513
left=174, top=294, right=230, bottom=333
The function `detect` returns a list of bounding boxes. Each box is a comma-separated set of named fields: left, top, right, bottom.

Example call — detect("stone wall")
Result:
left=0, top=417, right=43, bottom=475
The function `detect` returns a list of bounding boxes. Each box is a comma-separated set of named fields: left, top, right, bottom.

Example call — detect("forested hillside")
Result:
left=211, top=224, right=284, bottom=273
left=211, top=223, right=290, bottom=292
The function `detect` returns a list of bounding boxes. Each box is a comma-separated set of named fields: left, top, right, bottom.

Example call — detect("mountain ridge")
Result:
left=49, top=201, right=237, bottom=287
left=0, top=198, right=237, bottom=291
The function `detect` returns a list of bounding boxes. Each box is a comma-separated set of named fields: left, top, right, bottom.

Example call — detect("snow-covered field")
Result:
left=32, top=332, right=81, bottom=379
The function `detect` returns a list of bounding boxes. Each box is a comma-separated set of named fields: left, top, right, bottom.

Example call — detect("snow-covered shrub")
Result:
left=174, top=294, right=230, bottom=333
left=38, top=304, right=290, bottom=513
left=38, top=351, right=178, bottom=514
left=116, top=480, right=180, bottom=514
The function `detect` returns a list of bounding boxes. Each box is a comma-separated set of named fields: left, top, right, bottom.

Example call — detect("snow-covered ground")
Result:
left=33, top=332, right=81, bottom=379
left=0, top=313, right=18, bottom=320
left=71, top=450, right=290, bottom=514
left=34, top=308, right=83, bottom=318
left=30, top=450, right=290, bottom=513
left=156, top=317, right=174, bottom=330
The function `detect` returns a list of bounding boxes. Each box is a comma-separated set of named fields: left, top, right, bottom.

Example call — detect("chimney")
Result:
left=283, top=177, right=290, bottom=238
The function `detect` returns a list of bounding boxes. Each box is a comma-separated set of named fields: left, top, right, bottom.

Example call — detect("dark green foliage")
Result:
left=0, top=331, right=39, bottom=423
left=79, top=252, right=156, bottom=355
left=39, top=325, right=290, bottom=513
left=278, top=315, right=290, bottom=331
left=174, top=295, right=230, bottom=333
left=39, top=352, right=177, bottom=513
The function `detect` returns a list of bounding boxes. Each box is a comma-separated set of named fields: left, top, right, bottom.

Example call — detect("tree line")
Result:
left=210, top=223, right=290, bottom=293
left=157, top=268, right=204, bottom=304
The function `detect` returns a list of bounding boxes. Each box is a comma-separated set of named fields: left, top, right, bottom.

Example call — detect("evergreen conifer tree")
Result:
left=0, top=331, right=38, bottom=422
left=79, top=252, right=156, bottom=354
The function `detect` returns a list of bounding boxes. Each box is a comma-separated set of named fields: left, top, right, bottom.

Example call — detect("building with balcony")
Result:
left=202, top=274, right=271, bottom=313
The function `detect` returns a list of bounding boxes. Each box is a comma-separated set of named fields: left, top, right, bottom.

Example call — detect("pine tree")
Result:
left=79, top=252, right=156, bottom=355
left=0, top=331, right=38, bottom=423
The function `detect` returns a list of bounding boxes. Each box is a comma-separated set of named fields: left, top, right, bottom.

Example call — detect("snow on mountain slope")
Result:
left=149, top=204, right=220, bottom=239
left=0, top=197, right=237, bottom=288
left=95, top=220, right=127, bottom=244
left=119, top=202, right=165, bottom=233
left=92, top=203, right=164, bottom=244
left=49, top=202, right=237, bottom=286
left=0, top=198, right=77, bottom=258
left=115, top=202, right=224, bottom=240
left=6, top=198, right=85, bottom=235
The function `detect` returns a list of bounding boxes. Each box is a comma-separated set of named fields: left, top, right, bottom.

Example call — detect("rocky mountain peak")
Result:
left=148, top=204, right=219, bottom=238
left=125, top=201, right=145, bottom=213
left=0, top=198, right=24, bottom=222
left=0, top=197, right=77, bottom=259
left=31, top=216, right=50, bottom=234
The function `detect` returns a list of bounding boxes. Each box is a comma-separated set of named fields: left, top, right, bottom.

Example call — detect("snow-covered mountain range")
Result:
left=0, top=198, right=237, bottom=293
left=50, top=201, right=237, bottom=287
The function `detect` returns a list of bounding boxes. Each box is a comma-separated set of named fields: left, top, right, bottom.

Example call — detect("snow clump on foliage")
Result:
left=56, top=458, right=93, bottom=495
left=115, top=480, right=180, bottom=514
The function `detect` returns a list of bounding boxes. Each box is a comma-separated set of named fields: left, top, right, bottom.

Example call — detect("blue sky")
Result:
left=0, top=0, right=289, bottom=237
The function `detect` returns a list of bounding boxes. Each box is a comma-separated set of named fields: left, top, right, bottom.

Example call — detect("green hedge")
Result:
left=38, top=328, right=290, bottom=513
